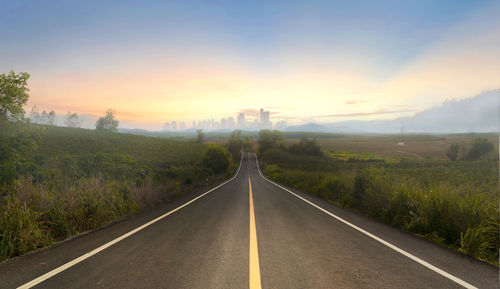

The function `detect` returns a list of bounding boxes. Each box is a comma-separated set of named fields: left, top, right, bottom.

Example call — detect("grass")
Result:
left=282, top=133, right=498, bottom=159
left=260, top=134, right=499, bottom=265
left=0, top=121, right=236, bottom=261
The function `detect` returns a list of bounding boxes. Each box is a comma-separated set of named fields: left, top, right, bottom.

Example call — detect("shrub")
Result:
left=0, top=196, right=50, bottom=259
left=203, top=145, right=231, bottom=174
left=459, top=223, right=498, bottom=261
left=446, top=143, right=459, bottom=161
left=464, top=138, right=494, bottom=161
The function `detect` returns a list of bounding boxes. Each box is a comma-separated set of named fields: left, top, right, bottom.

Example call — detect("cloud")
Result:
left=345, top=100, right=367, bottom=105
left=315, top=109, right=413, bottom=118
left=237, top=108, right=279, bottom=118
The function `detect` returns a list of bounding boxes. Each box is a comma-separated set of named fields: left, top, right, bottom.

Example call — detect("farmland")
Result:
left=259, top=131, right=499, bottom=265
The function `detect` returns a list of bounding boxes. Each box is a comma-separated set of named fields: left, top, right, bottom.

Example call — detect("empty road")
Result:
left=1, top=153, right=497, bottom=288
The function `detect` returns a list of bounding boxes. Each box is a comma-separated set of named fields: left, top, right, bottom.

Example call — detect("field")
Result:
left=259, top=132, right=499, bottom=265
left=282, top=133, right=499, bottom=159
left=0, top=120, right=236, bottom=261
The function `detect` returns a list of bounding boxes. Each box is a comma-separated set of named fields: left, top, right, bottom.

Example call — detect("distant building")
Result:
left=237, top=113, right=245, bottom=129
left=227, top=117, right=236, bottom=130
left=192, top=121, right=196, bottom=129
left=220, top=118, right=227, bottom=129
left=260, top=108, right=272, bottom=128
left=275, top=120, right=287, bottom=130
left=162, top=122, right=170, bottom=131
left=179, top=121, right=186, bottom=130
left=171, top=121, right=177, bottom=131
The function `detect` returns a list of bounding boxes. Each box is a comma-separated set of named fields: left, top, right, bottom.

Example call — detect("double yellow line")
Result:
left=248, top=178, right=262, bottom=289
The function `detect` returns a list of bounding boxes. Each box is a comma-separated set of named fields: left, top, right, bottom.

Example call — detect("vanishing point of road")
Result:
left=1, top=153, right=497, bottom=288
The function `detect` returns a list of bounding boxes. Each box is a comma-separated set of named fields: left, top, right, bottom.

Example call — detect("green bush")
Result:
left=262, top=146, right=499, bottom=265
left=203, top=145, right=231, bottom=174
left=0, top=196, right=50, bottom=259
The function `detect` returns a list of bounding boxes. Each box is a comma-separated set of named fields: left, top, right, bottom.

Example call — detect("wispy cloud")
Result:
left=315, top=109, right=413, bottom=118
left=345, top=100, right=367, bottom=105
left=237, top=108, right=279, bottom=118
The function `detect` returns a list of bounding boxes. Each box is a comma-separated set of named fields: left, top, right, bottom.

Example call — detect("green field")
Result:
left=282, top=133, right=498, bottom=160
left=0, top=120, right=237, bottom=261
left=258, top=131, right=499, bottom=265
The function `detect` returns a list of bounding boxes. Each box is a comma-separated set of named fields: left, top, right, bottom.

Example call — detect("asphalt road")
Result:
left=1, top=153, right=498, bottom=288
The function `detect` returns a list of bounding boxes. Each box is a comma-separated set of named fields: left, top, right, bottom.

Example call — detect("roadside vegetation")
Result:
left=0, top=71, right=237, bottom=261
left=258, top=130, right=499, bottom=265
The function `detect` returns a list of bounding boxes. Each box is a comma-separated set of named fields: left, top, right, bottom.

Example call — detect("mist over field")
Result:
left=315, top=90, right=500, bottom=133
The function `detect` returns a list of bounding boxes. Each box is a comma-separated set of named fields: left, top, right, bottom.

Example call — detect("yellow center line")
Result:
left=249, top=178, right=262, bottom=289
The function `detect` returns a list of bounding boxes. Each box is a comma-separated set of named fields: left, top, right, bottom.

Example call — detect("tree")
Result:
left=289, top=137, right=323, bottom=156
left=95, top=109, right=119, bottom=131
left=446, top=143, right=460, bottom=161
left=203, top=145, right=231, bottom=174
left=0, top=71, right=30, bottom=120
left=257, top=129, right=282, bottom=155
left=244, top=136, right=254, bottom=152
left=464, top=138, right=494, bottom=161
left=47, top=110, right=56, bottom=125
left=29, top=106, right=41, bottom=123
left=38, top=110, right=56, bottom=125
left=227, top=130, right=243, bottom=160
left=196, top=129, right=204, bottom=143
left=65, top=111, right=82, bottom=128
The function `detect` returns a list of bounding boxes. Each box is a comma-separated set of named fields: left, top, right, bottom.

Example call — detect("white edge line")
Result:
left=17, top=153, right=245, bottom=289
left=254, top=154, right=478, bottom=289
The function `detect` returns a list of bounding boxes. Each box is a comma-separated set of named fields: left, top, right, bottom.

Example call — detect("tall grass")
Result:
left=263, top=149, right=499, bottom=265
left=0, top=122, right=236, bottom=261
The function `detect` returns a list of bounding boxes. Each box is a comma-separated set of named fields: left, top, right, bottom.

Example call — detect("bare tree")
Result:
left=30, top=106, right=41, bottom=123
left=48, top=110, right=56, bottom=125
left=65, top=111, right=82, bottom=128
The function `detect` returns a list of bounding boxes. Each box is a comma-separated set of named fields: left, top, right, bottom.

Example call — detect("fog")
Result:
left=299, top=89, right=500, bottom=134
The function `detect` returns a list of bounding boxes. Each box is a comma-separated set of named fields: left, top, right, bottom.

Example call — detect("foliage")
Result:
left=95, top=109, right=119, bottom=131
left=65, top=111, right=82, bottom=128
left=30, top=107, right=56, bottom=125
left=244, top=136, right=255, bottom=152
left=288, top=137, right=323, bottom=156
left=196, top=129, right=205, bottom=143
left=446, top=143, right=459, bottom=161
left=0, top=71, right=30, bottom=120
left=0, top=121, right=235, bottom=261
left=464, top=138, right=494, bottom=161
left=0, top=196, right=49, bottom=259
left=459, top=223, right=498, bottom=260
left=261, top=140, right=499, bottom=265
left=203, top=145, right=232, bottom=174
left=257, top=129, right=282, bottom=155
left=227, top=130, right=244, bottom=161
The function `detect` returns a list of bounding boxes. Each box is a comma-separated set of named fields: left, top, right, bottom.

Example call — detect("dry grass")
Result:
left=282, top=134, right=498, bottom=159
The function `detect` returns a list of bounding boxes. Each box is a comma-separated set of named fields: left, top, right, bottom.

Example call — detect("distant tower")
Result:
left=179, top=121, right=186, bottom=130
left=259, top=108, right=271, bottom=128
left=171, top=121, right=177, bottom=131
left=227, top=117, right=236, bottom=129
left=192, top=121, right=196, bottom=129
left=162, top=122, right=170, bottom=131
left=237, top=113, right=245, bottom=129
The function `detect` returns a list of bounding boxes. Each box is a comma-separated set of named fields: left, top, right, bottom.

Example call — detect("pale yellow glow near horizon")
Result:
left=25, top=5, right=499, bottom=130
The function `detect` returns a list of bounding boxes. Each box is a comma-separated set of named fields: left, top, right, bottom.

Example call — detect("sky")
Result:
left=1, top=0, right=499, bottom=130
